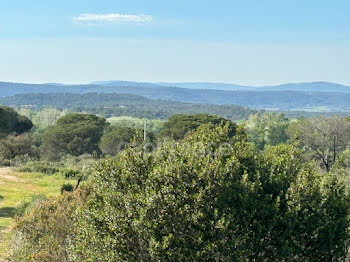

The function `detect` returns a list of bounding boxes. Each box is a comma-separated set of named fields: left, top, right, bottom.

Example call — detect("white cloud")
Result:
left=73, top=13, right=152, bottom=24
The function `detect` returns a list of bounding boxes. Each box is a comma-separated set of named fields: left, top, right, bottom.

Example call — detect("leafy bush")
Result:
left=0, top=159, right=11, bottom=167
left=61, top=183, right=74, bottom=194
left=15, top=194, right=47, bottom=217
left=9, top=154, right=39, bottom=167
left=0, top=133, right=35, bottom=161
left=73, top=124, right=350, bottom=261
left=60, top=154, right=96, bottom=180
left=62, top=169, right=81, bottom=179
left=9, top=125, right=350, bottom=261
left=10, top=190, right=87, bottom=261
left=17, top=161, right=61, bottom=175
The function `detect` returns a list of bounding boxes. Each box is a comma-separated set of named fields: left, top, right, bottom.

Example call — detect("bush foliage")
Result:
left=72, top=125, right=350, bottom=261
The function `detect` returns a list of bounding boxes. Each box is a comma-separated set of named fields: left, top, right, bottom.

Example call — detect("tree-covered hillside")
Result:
left=1, top=81, right=350, bottom=111
left=0, top=93, right=257, bottom=120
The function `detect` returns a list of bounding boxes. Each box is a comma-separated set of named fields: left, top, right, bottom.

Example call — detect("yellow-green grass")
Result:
left=0, top=169, right=68, bottom=259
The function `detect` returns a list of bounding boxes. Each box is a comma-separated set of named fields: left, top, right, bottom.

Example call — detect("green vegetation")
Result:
left=0, top=107, right=35, bottom=166
left=10, top=190, right=86, bottom=261
left=288, top=116, right=350, bottom=172
left=1, top=105, right=350, bottom=261
left=0, top=93, right=257, bottom=121
left=99, top=126, right=136, bottom=156
left=107, top=116, right=164, bottom=135
left=7, top=124, right=350, bottom=261
left=0, top=133, right=35, bottom=160
left=245, top=112, right=289, bottom=149
left=17, top=107, right=70, bottom=132
left=41, top=113, right=108, bottom=159
left=1, top=82, right=350, bottom=112
left=0, top=169, right=68, bottom=258
left=0, top=106, right=33, bottom=138
left=160, top=114, right=236, bottom=140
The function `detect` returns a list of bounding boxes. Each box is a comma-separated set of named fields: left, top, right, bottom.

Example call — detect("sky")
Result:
left=0, top=0, right=349, bottom=86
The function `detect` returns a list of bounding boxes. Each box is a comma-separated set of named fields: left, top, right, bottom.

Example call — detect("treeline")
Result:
left=2, top=106, right=350, bottom=260
left=2, top=106, right=350, bottom=175
left=0, top=93, right=257, bottom=121
left=0, top=108, right=236, bottom=163
left=2, top=105, right=350, bottom=175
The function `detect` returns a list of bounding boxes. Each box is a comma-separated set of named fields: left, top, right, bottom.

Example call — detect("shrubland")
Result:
left=8, top=124, right=350, bottom=261
left=1, top=106, right=350, bottom=261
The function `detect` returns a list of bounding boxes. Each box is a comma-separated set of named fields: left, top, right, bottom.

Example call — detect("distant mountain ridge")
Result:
left=256, top=82, right=350, bottom=93
left=89, top=80, right=350, bottom=93
left=0, top=80, right=350, bottom=112
left=1, top=80, right=350, bottom=95
left=90, top=80, right=162, bottom=88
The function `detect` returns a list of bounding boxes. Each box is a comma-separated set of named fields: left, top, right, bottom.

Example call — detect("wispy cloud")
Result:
left=73, top=13, right=152, bottom=24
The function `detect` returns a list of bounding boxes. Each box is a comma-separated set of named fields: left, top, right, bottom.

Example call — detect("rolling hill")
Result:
left=0, top=93, right=257, bottom=120
left=93, top=80, right=350, bottom=93
left=0, top=81, right=350, bottom=112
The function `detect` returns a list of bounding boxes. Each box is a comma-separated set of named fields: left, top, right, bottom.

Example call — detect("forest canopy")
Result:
left=0, top=106, right=33, bottom=138
left=41, top=113, right=108, bottom=159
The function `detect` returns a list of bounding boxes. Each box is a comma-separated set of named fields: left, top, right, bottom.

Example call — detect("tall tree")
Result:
left=245, top=112, right=289, bottom=149
left=99, top=126, right=136, bottom=156
left=0, top=106, right=33, bottom=138
left=0, top=133, right=34, bottom=159
left=160, top=113, right=236, bottom=140
left=289, top=116, right=350, bottom=172
left=41, top=113, right=108, bottom=159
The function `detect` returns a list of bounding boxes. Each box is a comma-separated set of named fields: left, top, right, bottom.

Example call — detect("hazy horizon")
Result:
left=1, top=79, right=350, bottom=88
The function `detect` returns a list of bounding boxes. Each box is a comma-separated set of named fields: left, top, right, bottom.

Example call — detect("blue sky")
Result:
left=0, top=0, right=349, bottom=85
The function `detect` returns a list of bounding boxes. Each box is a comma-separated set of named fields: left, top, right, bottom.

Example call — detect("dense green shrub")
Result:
left=0, top=158, right=11, bottom=167
left=62, top=169, right=81, bottom=179
left=73, top=124, right=350, bottom=261
left=61, top=183, right=74, bottom=194
left=15, top=194, right=47, bottom=217
left=0, top=133, right=36, bottom=161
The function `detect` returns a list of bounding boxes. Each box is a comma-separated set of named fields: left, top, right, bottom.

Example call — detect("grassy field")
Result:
left=0, top=167, right=66, bottom=261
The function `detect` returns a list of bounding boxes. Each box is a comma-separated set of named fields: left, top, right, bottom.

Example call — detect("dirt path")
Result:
left=0, top=168, right=23, bottom=183
left=0, top=167, right=13, bottom=178
left=0, top=167, right=65, bottom=260
left=0, top=167, right=14, bottom=261
left=0, top=167, right=26, bottom=261
left=0, top=167, right=12, bottom=175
